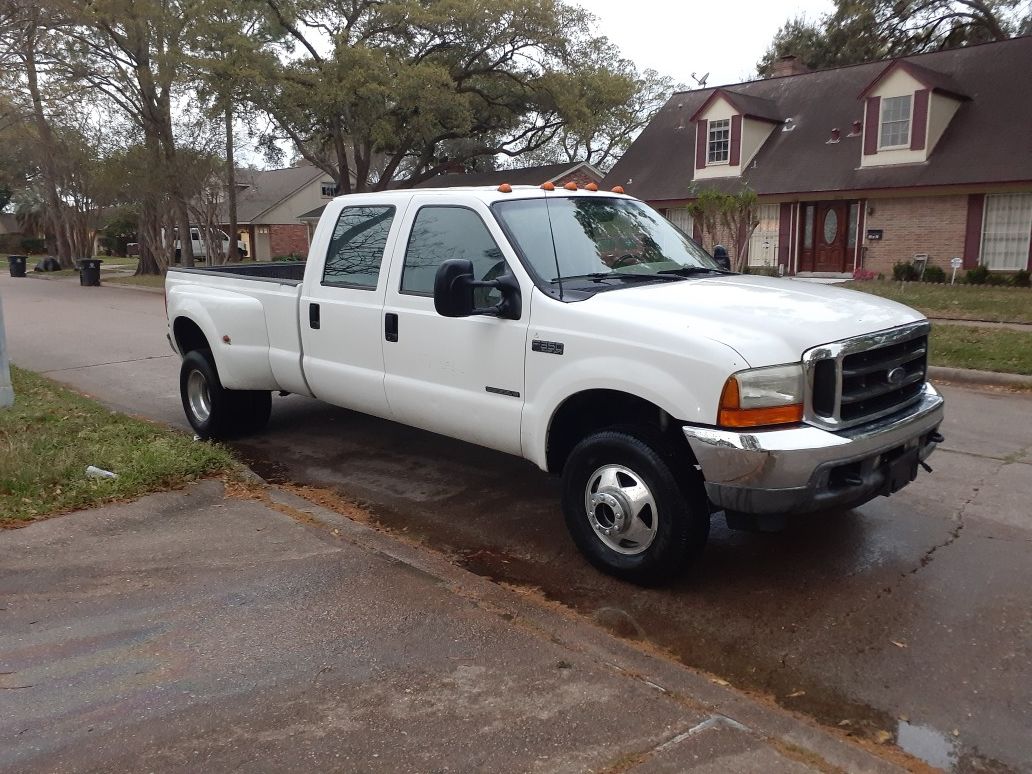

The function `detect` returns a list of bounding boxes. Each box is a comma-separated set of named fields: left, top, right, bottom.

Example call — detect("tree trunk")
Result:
left=174, top=202, right=194, bottom=268
left=225, top=99, right=240, bottom=263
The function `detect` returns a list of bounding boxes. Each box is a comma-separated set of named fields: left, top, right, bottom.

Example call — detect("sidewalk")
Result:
left=0, top=481, right=900, bottom=773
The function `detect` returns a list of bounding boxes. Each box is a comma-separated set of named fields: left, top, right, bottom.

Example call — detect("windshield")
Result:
left=493, top=196, right=719, bottom=282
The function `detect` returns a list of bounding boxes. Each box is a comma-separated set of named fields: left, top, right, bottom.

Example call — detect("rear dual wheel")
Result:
left=180, top=350, right=271, bottom=439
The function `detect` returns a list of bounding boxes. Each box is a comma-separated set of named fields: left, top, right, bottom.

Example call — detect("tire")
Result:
left=179, top=350, right=271, bottom=439
left=561, top=429, right=709, bottom=584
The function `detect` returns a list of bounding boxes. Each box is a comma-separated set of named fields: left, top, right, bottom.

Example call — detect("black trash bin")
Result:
left=8, top=255, right=27, bottom=278
left=712, top=245, right=731, bottom=272
left=77, top=258, right=102, bottom=286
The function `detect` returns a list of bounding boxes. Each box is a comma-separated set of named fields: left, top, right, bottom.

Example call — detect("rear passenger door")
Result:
left=300, top=202, right=404, bottom=419
left=381, top=196, right=529, bottom=456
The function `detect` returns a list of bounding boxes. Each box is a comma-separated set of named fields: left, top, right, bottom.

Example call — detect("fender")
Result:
left=167, top=284, right=277, bottom=390
left=523, top=354, right=726, bottom=472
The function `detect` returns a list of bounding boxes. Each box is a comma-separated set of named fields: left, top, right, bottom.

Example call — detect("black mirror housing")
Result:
left=433, top=259, right=522, bottom=320
left=434, top=259, right=476, bottom=317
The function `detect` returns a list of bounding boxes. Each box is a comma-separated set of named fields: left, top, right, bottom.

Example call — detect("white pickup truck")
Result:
left=166, top=186, right=944, bottom=582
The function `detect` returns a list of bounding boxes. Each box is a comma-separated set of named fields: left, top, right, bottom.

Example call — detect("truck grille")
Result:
left=805, top=323, right=929, bottom=430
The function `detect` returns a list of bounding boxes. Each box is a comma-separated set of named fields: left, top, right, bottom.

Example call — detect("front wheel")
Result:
left=561, top=430, right=709, bottom=584
left=180, top=350, right=271, bottom=439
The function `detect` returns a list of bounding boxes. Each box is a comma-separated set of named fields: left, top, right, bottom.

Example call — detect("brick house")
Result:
left=298, top=161, right=603, bottom=236
left=605, top=37, right=1032, bottom=277
left=226, top=163, right=345, bottom=261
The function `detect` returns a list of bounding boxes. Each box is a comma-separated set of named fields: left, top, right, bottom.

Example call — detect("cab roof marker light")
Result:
left=585, top=182, right=599, bottom=191
left=497, top=183, right=512, bottom=193
left=541, top=181, right=555, bottom=191
left=564, top=182, right=578, bottom=191
left=611, top=185, right=625, bottom=194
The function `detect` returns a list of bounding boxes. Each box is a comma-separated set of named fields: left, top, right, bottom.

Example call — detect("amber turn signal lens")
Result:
left=611, top=185, right=625, bottom=194
left=717, top=377, right=803, bottom=428
left=497, top=183, right=512, bottom=193
left=541, top=181, right=555, bottom=191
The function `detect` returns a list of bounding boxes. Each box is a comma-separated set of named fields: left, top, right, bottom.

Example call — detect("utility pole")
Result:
left=0, top=293, right=13, bottom=407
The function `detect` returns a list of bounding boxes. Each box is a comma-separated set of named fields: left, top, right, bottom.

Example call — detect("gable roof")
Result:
left=858, top=58, right=969, bottom=101
left=689, top=88, right=782, bottom=123
left=605, top=36, right=1032, bottom=202
left=231, top=164, right=326, bottom=223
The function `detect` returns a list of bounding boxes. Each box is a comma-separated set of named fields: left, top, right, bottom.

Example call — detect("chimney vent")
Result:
left=848, top=120, right=863, bottom=137
left=827, top=128, right=841, bottom=144
left=771, top=55, right=811, bottom=78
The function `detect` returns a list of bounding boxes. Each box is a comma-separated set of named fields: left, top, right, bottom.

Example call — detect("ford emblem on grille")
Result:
left=887, top=367, right=907, bottom=385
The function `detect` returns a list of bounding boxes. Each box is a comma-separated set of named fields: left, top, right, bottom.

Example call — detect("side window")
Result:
left=402, top=206, right=506, bottom=297
left=323, top=205, right=396, bottom=289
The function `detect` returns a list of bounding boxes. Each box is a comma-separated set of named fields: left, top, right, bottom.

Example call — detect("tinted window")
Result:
left=323, top=206, right=395, bottom=288
left=402, top=207, right=505, bottom=295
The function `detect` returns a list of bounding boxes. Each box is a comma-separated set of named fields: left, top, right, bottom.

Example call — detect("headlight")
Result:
left=718, top=364, right=804, bottom=428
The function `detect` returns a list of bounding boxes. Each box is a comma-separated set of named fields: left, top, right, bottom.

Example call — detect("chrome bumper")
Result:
left=682, top=383, right=944, bottom=515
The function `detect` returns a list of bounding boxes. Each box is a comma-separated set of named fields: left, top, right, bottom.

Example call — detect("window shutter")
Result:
left=778, top=203, right=793, bottom=270
left=863, top=97, right=880, bottom=155
left=963, top=194, right=985, bottom=268
left=729, top=115, right=742, bottom=166
left=910, top=89, right=929, bottom=151
left=695, top=120, right=708, bottom=170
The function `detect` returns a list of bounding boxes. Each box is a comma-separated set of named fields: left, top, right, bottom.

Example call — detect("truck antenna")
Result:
left=541, top=184, right=563, bottom=301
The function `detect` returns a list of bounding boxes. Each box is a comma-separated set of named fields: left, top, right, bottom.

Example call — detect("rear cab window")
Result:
left=323, top=205, right=397, bottom=289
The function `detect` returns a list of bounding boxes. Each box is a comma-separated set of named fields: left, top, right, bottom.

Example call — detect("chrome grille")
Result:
left=804, top=322, right=930, bottom=431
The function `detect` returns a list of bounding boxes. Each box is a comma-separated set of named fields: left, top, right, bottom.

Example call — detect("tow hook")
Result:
left=920, top=461, right=933, bottom=473
left=929, top=431, right=945, bottom=444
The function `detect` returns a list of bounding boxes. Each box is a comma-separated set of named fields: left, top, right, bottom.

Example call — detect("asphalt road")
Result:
left=4, top=274, right=1031, bottom=771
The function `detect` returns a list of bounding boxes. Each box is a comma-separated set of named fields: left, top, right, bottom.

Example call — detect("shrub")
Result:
left=743, top=265, right=780, bottom=277
left=892, top=261, right=920, bottom=281
left=922, top=265, right=946, bottom=283
left=272, top=252, right=305, bottom=262
left=852, top=267, right=877, bottom=281
left=1012, top=270, right=1030, bottom=288
left=986, top=271, right=1010, bottom=286
left=966, top=265, right=991, bottom=285
left=20, top=237, right=45, bottom=254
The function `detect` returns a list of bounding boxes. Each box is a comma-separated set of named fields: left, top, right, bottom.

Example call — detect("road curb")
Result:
left=929, top=365, right=1032, bottom=389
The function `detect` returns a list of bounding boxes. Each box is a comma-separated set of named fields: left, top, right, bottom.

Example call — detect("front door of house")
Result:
left=798, top=201, right=851, bottom=273
left=815, top=201, right=849, bottom=272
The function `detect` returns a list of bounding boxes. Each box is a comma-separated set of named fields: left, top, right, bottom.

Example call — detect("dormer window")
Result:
left=879, top=95, right=912, bottom=149
left=707, top=119, right=731, bottom=164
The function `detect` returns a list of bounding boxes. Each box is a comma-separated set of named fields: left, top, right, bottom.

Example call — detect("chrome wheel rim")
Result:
left=186, top=369, right=211, bottom=424
left=584, top=464, right=658, bottom=555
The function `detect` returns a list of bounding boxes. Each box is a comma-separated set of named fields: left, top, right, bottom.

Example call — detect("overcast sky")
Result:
left=568, top=0, right=834, bottom=87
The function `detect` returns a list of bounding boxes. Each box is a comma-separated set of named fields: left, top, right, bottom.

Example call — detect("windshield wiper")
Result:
left=656, top=266, right=729, bottom=277
left=552, top=272, right=685, bottom=284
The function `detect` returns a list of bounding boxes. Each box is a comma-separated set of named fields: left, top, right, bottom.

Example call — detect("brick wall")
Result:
left=269, top=224, right=310, bottom=259
left=555, top=169, right=603, bottom=188
left=861, top=195, right=967, bottom=275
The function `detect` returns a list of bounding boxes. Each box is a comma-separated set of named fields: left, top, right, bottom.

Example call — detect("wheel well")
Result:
left=545, top=389, right=692, bottom=474
left=173, top=317, right=210, bottom=355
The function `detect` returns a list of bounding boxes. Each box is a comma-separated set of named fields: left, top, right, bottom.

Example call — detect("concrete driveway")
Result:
left=3, top=273, right=1031, bottom=771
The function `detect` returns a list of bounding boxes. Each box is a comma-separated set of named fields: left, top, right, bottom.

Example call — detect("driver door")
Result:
left=382, top=195, right=530, bottom=455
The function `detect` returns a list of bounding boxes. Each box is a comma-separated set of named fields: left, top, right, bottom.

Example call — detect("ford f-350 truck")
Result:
left=165, top=186, right=944, bottom=582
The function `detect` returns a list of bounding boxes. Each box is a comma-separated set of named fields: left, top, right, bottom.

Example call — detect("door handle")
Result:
left=309, top=303, right=320, bottom=329
left=385, top=312, right=398, bottom=342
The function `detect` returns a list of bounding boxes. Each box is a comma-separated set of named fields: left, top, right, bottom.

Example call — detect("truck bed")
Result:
left=169, top=261, right=306, bottom=284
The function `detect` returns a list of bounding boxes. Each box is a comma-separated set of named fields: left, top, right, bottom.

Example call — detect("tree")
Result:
left=758, top=0, right=1029, bottom=75
left=689, top=187, right=760, bottom=272
left=249, top=0, right=645, bottom=191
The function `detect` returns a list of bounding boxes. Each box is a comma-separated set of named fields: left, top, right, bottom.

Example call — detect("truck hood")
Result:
left=583, top=274, right=926, bottom=367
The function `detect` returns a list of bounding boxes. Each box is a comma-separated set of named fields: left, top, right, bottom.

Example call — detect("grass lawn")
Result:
left=106, top=273, right=166, bottom=289
left=929, top=324, right=1032, bottom=375
left=843, top=280, right=1032, bottom=324
left=0, top=367, right=236, bottom=525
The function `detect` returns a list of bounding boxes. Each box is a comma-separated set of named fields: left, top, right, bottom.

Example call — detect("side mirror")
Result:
left=712, top=244, right=731, bottom=271
left=433, top=259, right=521, bottom=320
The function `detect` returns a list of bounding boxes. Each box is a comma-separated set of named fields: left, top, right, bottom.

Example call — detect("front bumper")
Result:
left=682, top=383, right=944, bottom=515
